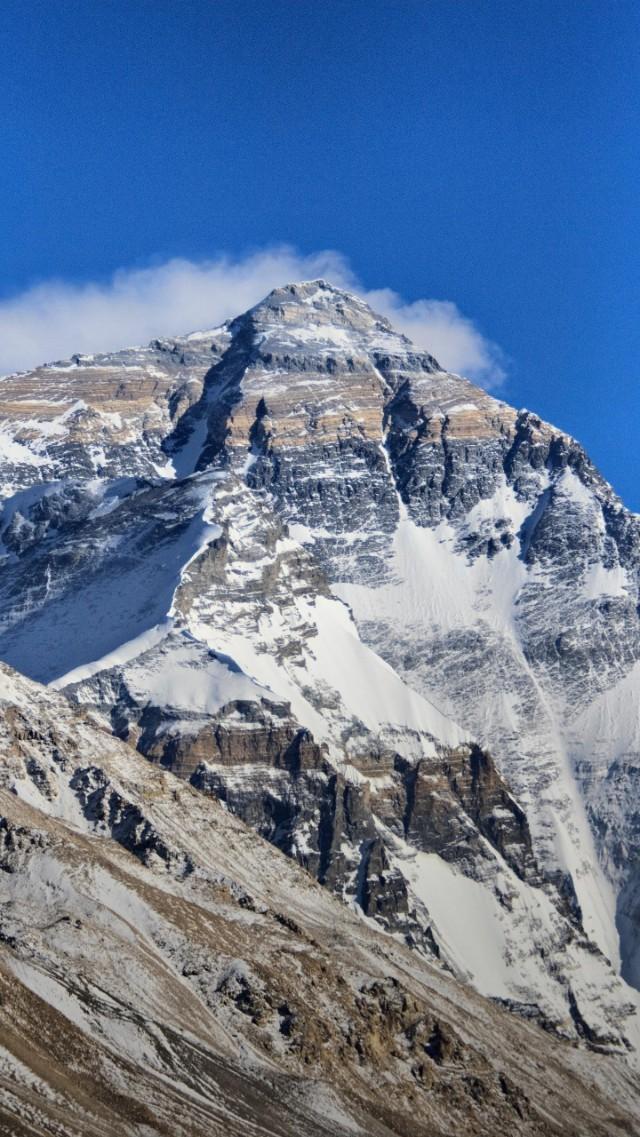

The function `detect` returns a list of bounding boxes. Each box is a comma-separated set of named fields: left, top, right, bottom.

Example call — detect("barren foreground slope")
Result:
left=0, top=663, right=638, bottom=1136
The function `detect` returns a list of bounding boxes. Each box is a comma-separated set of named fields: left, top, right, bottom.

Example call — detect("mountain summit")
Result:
left=242, top=278, right=409, bottom=336
left=0, top=282, right=639, bottom=1130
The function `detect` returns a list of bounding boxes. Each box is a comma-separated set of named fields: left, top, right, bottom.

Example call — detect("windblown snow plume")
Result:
left=0, top=247, right=505, bottom=386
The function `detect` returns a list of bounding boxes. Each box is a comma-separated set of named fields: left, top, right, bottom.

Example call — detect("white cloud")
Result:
left=364, top=288, right=506, bottom=389
left=0, top=247, right=506, bottom=388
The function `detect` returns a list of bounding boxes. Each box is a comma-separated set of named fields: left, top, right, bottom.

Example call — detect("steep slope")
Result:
left=0, top=280, right=639, bottom=1053
left=0, top=662, right=639, bottom=1137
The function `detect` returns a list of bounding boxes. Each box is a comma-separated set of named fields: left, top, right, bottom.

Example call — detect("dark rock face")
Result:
left=385, top=400, right=506, bottom=526
left=83, top=664, right=547, bottom=965
left=391, top=745, right=539, bottom=884
left=104, top=691, right=433, bottom=950
left=0, top=816, right=50, bottom=874
left=69, top=764, right=194, bottom=874
left=249, top=435, right=401, bottom=584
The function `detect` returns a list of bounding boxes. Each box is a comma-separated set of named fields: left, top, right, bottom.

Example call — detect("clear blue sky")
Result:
left=1, top=0, right=638, bottom=505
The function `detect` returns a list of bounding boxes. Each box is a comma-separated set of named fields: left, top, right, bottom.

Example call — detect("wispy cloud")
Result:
left=364, top=288, right=506, bottom=389
left=0, top=247, right=506, bottom=387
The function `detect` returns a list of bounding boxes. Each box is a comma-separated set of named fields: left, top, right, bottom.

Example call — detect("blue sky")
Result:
left=1, top=0, right=638, bottom=505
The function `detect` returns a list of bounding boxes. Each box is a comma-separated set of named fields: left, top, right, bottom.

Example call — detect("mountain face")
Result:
left=1, top=279, right=640, bottom=1101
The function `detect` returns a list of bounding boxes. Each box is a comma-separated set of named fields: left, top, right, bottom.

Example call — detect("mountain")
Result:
left=0, top=279, right=640, bottom=1112
left=2, top=661, right=639, bottom=1137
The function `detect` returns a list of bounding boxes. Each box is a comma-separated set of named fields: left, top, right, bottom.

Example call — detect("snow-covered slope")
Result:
left=0, top=279, right=639, bottom=1064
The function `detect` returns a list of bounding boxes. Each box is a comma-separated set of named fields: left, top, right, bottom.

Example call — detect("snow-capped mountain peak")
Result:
left=0, top=281, right=640, bottom=1071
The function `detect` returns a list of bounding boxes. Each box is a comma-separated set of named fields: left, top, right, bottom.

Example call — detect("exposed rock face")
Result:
left=0, top=662, right=639, bottom=1136
left=67, top=673, right=497, bottom=956
left=391, top=745, right=540, bottom=883
left=0, top=280, right=639, bottom=1058
left=0, top=330, right=229, bottom=486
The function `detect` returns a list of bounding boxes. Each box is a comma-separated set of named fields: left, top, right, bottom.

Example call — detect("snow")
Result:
left=166, top=411, right=210, bottom=478
left=117, top=635, right=275, bottom=716
left=392, top=830, right=627, bottom=1036
left=274, top=323, right=355, bottom=347
left=0, top=1045, right=61, bottom=1101
left=297, top=1084, right=363, bottom=1135
left=583, top=561, right=629, bottom=599
left=310, top=595, right=463, bottom=749
left=151, top=459, right=177, bottom=480
left=191, top=616, right=330, bottom=744
left=190, top=581, right=464, bottom=762
left=0, top=429, right=49, bottom=468
left=9, top=958, right=93, bottom=1032
left=0, top=480, right=65, bottom=546
left=330, top=461, right=534, bottom=640
left=0, top=290, right=637, bottom=1071
left=557, top=467, right=598, bottom=509
left=335, top=508, right=525, bottom=639
left=288, top=522, right=335, bottom=542
left=569, top=659, right=640, bottom=770
left=402, top=849, right=516, bottom=998
left=240, top=451, right=257, bottom=476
